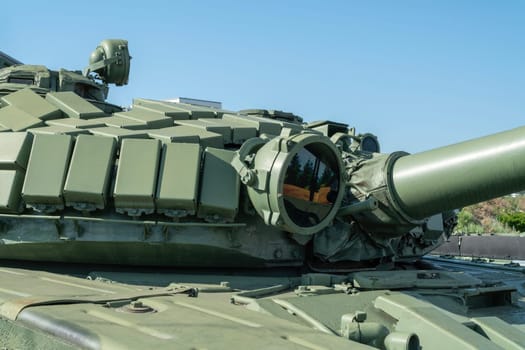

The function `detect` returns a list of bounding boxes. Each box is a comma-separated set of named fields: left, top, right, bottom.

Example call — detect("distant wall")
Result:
left=432, top=235, right=525, bottom=260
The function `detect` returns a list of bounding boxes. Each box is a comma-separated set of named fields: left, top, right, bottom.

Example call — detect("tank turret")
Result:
left=0, top=39, right=524, bottom=267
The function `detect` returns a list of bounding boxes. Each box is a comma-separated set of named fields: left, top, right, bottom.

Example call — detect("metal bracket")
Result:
left=72, top=219, right=84, bottom=238
left=231, top=138, right=267, bottom=186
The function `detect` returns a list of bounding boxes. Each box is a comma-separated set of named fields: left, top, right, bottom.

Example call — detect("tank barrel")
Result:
left=390, top=125, right=525, bottom=219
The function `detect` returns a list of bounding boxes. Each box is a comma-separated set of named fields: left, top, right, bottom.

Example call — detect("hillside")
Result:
left=454, top=195, right=525, bottom=234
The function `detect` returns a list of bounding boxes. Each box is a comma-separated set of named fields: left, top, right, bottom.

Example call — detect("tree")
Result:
left=498, top=212, right=525, bottom=232
left=299, top=159, right=314, bottom=189
left=319, top=164, right=334, bottom=187
left=285, top=154, right=301, bottom=185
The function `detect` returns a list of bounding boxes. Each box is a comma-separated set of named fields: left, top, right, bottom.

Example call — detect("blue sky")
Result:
left=3, top=1, right=524, bottom=152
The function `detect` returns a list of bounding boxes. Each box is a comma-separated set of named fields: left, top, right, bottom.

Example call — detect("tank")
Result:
left=1, top=39, right=525, bottom=350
